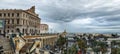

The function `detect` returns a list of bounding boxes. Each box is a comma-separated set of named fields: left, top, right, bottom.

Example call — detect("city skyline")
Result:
left=0, top=0, right=120, bottom=33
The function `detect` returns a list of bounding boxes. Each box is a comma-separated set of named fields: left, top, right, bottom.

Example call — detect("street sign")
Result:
left=0, top=20, right=4, bottom=28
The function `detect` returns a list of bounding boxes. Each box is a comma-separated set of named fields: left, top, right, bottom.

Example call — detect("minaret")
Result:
left=63, top=29, right=67, bottom=34
left=62, top=29, right=67, bottom=37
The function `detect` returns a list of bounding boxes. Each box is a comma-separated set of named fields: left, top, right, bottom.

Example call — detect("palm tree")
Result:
left=71, top=44, right=77, bottom=54
left=91, top=40, right=100, bottom=54
left=77, top=39, right=87, bottom=54
left=92, top=46, right=100, bottom=54
left=91, top=40, right=108, bottom=54
left=98, top=42, right=108, bottom=54
left=111, top=40, right=117, bottom=46
left=111, top=40, right=120, bottom=54
left=67, top=44, right=77, bottom=54
left=56, top=35, right=66, bottom=50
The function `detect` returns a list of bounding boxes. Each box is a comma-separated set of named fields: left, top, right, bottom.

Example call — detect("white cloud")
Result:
left=0, top=0, right=120, bottom=33
left=0, top=0, right=17, bottom=2
left=70, top=18, right=93, bottom=25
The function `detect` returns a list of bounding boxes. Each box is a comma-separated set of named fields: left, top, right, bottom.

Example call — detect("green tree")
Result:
left=98, top=42, right=108, bottom=54
left=111, top=47, right=120, bottom=54
left=92, top=46, right=100, bottom=54
left=56, top=35, right=66, bottom=49
left=111, top=48, right=117, bottom=54
left=91, top=40, right=100, bottom=54
left=77, top=39, right=87, bottom=54
left=111, top=40, right=120, bottom=54
left=91, top=40, right=108, bottom=54
left=67, top=44, right=77, bottom=54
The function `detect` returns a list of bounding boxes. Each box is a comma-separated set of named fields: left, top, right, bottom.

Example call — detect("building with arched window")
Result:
left=0, top=6, right=41, bottom=36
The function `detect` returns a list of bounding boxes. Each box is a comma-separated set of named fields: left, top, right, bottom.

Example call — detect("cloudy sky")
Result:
left=0, top=0, right=120, bottom=33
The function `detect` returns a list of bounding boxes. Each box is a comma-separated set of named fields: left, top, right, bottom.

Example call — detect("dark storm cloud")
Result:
left=37, top=0, right=120, bottom=25
left=0, top=0, right=120, bottom=33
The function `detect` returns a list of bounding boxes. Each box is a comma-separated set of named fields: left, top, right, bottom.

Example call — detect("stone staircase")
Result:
left=0, top=36, right=12, bottom=52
